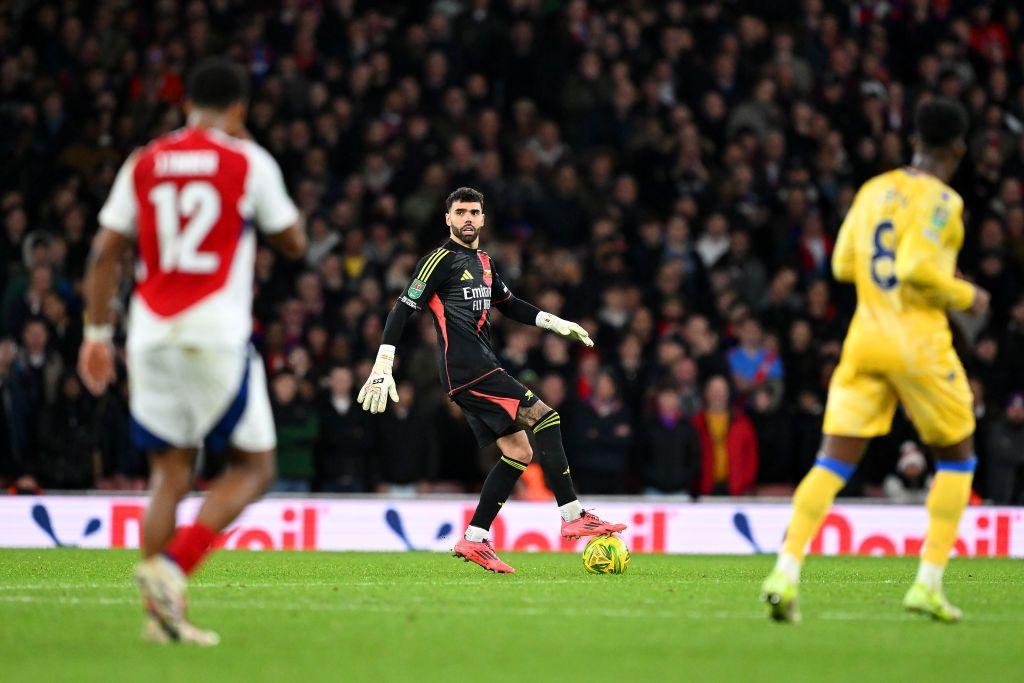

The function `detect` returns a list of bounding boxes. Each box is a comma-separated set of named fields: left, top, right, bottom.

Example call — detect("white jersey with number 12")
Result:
left=98, top=127, right=299, bottom=351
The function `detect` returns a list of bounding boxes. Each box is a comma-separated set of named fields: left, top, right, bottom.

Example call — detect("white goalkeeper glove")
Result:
left=358, top=344, right=399, bottom=414
left=536, top=311, right=594, bottom=347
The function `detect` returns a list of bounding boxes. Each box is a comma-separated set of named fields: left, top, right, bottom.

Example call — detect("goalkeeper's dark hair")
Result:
left=914, top=97, right=968, bottom=150
left=445, top=187, right=485, bottom=212
left=186, top=57, right=250, bottom=110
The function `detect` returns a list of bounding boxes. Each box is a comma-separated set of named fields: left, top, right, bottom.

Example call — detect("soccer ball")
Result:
left=582, top=535, right=630, bottom=574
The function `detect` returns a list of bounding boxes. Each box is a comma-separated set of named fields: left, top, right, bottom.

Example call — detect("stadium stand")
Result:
left=1, top=0, right=1022, bottom=501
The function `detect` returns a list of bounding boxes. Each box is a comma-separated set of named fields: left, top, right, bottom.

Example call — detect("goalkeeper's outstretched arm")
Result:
left=493, top=293, right=593, bottom=347
left=491, top=263, right=594, bottom=347
left=492, top=294, right=539, bottom=325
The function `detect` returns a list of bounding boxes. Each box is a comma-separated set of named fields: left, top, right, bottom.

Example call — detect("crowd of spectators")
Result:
left=2, top=0, right=1024, bottom=503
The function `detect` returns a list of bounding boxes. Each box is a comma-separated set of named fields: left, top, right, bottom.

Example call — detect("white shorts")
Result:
left=127, top=345, right=276, bottom=453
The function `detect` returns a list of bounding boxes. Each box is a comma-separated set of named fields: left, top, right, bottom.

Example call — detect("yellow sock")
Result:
left=921, top=458, right=975, bottom=568
left=781, top=457, right=852, bottom=562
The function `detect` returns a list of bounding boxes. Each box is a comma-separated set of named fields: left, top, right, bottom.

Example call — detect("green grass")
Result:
left=1, top=549, right=1021, bottom=682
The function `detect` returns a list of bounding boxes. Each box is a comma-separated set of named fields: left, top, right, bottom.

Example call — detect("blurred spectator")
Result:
left=782, top=319, right=819, bottom=401
left=970, top=333, right=1003, bottom=404
left=695, top=213, right=731, bottom=269
left=673, top=357, right=703, bottom=417
left=3, top=263, right=54, bottom=337
left=727, top=317, right=783, bottom=401
left=314, top=367, right=374, bottom=493
left=793, top=388, right=827, bottom=478
left=616, top=334, right=649, bottom=421
left=685, top=315, right=729, bottom=381
left=1001, top=296, right=1024, bottom=388
left=693, top=376, right=758, bottom=496
left=271, top=370, right=318, bottom=493
left=41, top=291, right=80, bottom=365
left=8, top=321, right=63, bottom=472
left=568, top=369, right=633, bottom=494
left=796, top=211, right=834, bottom=279
left=760, top=268, right=802, bottom=333
left=642, top=386, right=701, bottom=496
left=722, top=230, right=768, bottom=307
left=376, top=380, right=438, bottom=493
left=749, top=384, right=794, bottom=486
left=882, top=441, right=932, bottom=504
left=986, top=392, right=1024, bottom=504
left=35, top=373, right=96, bottom=489
left=0, top=339, right=20, bottom=479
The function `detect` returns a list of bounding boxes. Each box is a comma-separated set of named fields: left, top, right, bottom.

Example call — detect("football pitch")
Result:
left=1, top=549, right=1021, bottom=682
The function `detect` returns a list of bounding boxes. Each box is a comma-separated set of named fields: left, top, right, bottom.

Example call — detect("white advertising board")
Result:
left=1, top=496, right=1020, bottom=556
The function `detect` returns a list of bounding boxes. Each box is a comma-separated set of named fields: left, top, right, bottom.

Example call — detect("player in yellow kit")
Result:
left=761, top=98, right=990, bottom=623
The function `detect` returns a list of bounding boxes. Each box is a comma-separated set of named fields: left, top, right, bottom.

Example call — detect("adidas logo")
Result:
left=460, top=269, right=473, bottom=281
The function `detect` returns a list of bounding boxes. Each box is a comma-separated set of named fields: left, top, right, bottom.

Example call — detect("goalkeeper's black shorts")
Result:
left=450, top=369, right=539, bottom=448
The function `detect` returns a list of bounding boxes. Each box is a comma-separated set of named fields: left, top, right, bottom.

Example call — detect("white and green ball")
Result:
left=582, top=535, right=630, bottom=574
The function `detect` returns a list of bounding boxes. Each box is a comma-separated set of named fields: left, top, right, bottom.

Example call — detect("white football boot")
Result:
left=135, top=555, right=220, bottom=646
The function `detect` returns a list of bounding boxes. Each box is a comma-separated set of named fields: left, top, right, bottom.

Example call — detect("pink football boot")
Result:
left=453, top=538, right=515, bottom=573
left=561, top=511, right=627, bottom=540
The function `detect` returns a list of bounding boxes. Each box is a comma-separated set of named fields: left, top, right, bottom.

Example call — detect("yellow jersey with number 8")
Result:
left=823, top=167, right=976, bottom=446
left=832, top=167, right=974, bottom=369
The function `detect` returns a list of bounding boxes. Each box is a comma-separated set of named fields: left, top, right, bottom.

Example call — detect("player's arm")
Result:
left=491, top=264, right=594, bottom=347
left=250, top=144, right=306, bottom=260
left=265, top=224, right=307, bottom=261
left=79, top=153, right=138, bottom=396
left=80, top=228, right=132, bottom=395
left=490, top=269, right=541, bottom=324
left=832, top=186, right=866, bottom=283
left=359, top=248, right=451, bottom=414
left=894, top=199, right=980, bottom=312
left=831, top=212, right=856, bottom=283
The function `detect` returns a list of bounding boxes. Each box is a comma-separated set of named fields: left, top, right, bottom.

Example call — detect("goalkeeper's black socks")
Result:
left=466, top=410, right=580, bottom=538
left=532, top=411, right=578, bottom=507
left=468, top=455, right=527, bottom=533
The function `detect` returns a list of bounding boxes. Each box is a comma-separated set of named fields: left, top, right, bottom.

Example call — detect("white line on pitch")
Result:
left=1, top=594, right=1021, bottom=624
left=1, top=577, right=1018, bottom=592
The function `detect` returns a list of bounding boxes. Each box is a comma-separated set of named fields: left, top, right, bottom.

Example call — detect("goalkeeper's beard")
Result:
left=451, top=224, right=480, bottom=246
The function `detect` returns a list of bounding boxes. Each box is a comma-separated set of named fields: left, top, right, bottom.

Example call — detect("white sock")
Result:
left=915, top=561, right=944, bottom=592
left=464, top=525, right=489, bottom=542
left=559, top=500, right=584, bottom=522
left=774, top=552, right=802, bottom=583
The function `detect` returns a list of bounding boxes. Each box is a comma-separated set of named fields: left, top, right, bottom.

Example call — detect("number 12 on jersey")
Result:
left=149, top=181, right=221, bottom=274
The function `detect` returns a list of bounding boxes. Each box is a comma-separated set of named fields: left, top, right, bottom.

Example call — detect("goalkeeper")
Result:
left=358, top=187, right=625, bottom=573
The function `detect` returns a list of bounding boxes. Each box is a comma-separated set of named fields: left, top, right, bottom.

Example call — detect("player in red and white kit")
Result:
left=79, top=58, right=306, bottom=645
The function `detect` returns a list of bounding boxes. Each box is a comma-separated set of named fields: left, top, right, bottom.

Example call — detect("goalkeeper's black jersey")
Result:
left=398, top=239, right=515, bottom=394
